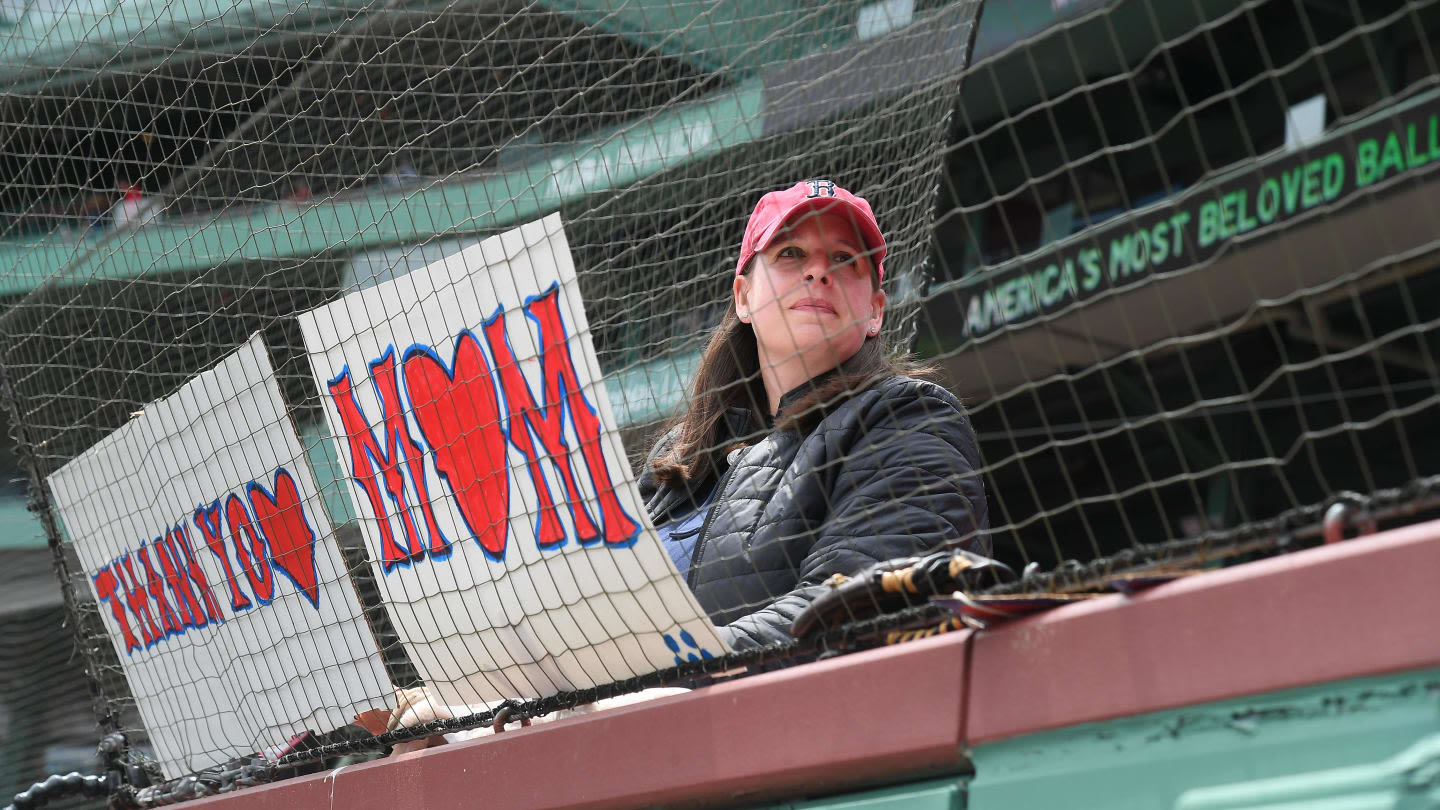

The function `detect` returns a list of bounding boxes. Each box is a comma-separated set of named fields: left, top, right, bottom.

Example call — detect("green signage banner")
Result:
left=956, top=93, right=1440, bottom=339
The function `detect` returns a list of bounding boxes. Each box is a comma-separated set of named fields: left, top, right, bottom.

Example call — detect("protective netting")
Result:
left=0, top=578, right=110, bottom=810
left=924, top=0, right=1440, bottom=583
left=1, top=0, right=1439, bottom=802
left=0, top=0, right=984, bottom=796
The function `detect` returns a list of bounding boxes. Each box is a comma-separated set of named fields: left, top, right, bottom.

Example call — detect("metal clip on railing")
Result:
left=1322, top=491, right=1379, bottom=545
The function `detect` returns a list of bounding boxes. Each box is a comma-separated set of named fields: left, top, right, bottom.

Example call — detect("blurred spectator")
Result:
left=111, top=181, right=160, bottom=229
left=381, top=155, right=418, bottom=187
left=76, top=189, right=113, bottom=234
left=283, top=178, right=312, bottom=204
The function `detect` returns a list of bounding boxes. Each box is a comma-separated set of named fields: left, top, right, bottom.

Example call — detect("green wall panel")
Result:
left=967, top=668, right=1440, bottom=810
left=0, top=495, right=41, bottom=548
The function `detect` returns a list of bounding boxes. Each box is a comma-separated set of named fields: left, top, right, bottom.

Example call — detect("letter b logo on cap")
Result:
left=805, top=179, right=837, bottom=198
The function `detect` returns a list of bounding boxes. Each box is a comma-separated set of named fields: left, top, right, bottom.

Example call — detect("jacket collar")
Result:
left=774, top=352, right=868, bottom=419
left=715, top=353, right=871, bottom=444
left=722, top=406, right=758, bottom=438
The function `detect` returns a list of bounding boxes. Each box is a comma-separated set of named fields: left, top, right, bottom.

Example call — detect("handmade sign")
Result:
left=47, top=336, right=391, bottom=778
left=297, top=213, right=727, bottom=711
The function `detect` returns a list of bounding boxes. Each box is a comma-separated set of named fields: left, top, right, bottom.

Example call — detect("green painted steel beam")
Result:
left=0, top=0, right=861, bottom=86
left=0, top=0, right=375, bottom=88
left=0, top=82, right=763, bottom=298
left=536, top=0, right=853, bottom=75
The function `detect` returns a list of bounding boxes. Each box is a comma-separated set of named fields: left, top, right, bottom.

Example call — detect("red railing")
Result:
left=188, top=520, right=1440, bottom=810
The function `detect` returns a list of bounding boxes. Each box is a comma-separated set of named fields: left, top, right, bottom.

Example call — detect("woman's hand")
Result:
left=382, top=685, right=691, bottom=753
left=386, top=686, right=452, bottom=756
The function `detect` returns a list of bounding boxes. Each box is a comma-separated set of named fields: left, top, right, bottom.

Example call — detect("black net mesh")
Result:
left=923, top=0, right=1440, bottom=584
left=1, top=0, right=1438, bottom=801
left=0, top=0, right=985, bottom=795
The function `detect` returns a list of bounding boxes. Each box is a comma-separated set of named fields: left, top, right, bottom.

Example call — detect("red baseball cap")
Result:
left=735, top=179, right=887, bottom=282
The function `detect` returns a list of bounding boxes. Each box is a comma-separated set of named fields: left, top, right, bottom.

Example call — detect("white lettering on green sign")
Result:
left=964, top=108, right=1440, bottom=339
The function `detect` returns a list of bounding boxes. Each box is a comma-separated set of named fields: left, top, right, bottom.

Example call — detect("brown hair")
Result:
left=651, top=269, right=932, bottom=485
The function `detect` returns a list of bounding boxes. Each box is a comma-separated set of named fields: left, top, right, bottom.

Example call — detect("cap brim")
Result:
left=752, top=197, right=887, bottom=269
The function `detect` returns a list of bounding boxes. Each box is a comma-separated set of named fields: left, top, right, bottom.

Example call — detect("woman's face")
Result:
left=734, top=209, right=886, bottom=376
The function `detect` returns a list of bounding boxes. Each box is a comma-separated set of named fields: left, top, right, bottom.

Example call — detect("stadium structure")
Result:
left=1, top=0, right=1438, bottom=808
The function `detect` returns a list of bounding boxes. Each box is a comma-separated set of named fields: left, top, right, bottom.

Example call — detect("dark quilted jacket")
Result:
left=637, top=373, right=989, bottom=649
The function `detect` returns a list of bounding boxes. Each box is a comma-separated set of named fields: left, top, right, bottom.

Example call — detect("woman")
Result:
left=639, top=179, right=989, bottom=650
left=384, top=180, right=989, bottom=752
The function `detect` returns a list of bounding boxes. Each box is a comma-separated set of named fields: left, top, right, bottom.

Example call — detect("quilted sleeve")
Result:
left=720, top=381, right=989, bottom=649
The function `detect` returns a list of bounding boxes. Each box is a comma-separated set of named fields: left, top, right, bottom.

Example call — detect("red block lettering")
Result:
left=93, top=565, right=142, bottom=654
left=154, top=531, right=206, bottom=629
left=403, top=331, right=510, bottom=559
left=169, top=523, right=224, bottom=623
left=117, top=552, right=162, bottom=648
left=225, top=494, right=275, bottom=603
left=247, top=469, right=321, bottom=607
left=137, top=542, right=183, bottom=638
left=194, top=502, right=252, bottom=612
left=328, top=349, right=448, bottom=570
left=484, top=285, right=639, bottom=548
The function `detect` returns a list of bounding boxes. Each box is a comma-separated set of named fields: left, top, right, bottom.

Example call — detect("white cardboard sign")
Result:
left=47, top=336, right=391, bottom=778
left=297, top=214, right=728, bottom=711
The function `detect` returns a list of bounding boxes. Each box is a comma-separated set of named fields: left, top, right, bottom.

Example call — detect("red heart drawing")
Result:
left=403, top=331, right=511, bottom=559
left=247, top=469, right=321, bottom=607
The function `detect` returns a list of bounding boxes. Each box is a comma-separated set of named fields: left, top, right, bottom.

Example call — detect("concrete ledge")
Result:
left=966, top=523, right=1440, bottom=743
left=185, top=519, right=1440, bottom=807
left=187, top=630, right=972, bottom=810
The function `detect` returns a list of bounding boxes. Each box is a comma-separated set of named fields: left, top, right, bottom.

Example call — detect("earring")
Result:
left=868, top=326, right=879, bottom=336
left=739, top=310, right=749, bottom=319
